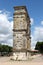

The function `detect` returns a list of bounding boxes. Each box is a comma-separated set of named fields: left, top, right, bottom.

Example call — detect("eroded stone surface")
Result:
left=13, top=52, right=29, bottom=60
left=13, top=6, right=31, bottom=60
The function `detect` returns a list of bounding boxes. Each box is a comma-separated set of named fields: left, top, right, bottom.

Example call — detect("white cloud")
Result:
left=30, top=18, right=34, bottom=25
left=0, top=10, right=2, bottom=13
left=31, top=35, right=37, bottom=50
left=34, top=27, right=43, bottom=41
left=7, top=39, right=13, bottom=46
left=31, top=26, right=43, bottom=49
left=41, top=21, right=43, bottom=25
left=0, top=10, right=13, bottom=46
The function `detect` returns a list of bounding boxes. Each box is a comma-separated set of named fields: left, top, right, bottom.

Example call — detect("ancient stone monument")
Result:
left=13, top=6, right=31, bottom=60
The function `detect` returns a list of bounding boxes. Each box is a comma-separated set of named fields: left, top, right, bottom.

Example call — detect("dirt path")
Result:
left=0, top=54, right=43, bottom=65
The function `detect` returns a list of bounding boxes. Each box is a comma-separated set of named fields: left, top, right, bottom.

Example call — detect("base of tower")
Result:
left=12, top=51, right=31, bottom=61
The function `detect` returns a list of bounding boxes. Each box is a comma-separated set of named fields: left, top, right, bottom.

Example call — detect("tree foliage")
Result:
left=35, top=41, right=43, bottom=53
left=0, top=44, right=13, bottom=52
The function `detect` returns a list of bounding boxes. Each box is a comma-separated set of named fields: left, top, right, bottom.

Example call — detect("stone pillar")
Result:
left=13, top=6, right=31, bottom=60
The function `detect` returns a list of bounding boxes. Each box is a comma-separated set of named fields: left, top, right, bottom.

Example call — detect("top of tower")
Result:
left=13, top=6, right=30, bottom=19
left=14, top=6, right=27, bottom=11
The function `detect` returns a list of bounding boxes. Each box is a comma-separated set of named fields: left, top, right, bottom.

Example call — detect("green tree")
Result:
left=2, top=45, right=9, bottom=52
left=35, top=41, right=43, bottom=53
left=0, top=44, right=2, bottom=52
left=0, top=44, right=13, bottom=54
left=8, top=46, right=12, bottom=52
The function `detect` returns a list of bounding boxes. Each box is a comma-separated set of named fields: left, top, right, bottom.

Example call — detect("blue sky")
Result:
left=0, top=0, right=43, bottom=49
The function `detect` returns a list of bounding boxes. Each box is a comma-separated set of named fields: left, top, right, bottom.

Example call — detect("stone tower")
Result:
left=13, top=6, right=31, bottom=60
